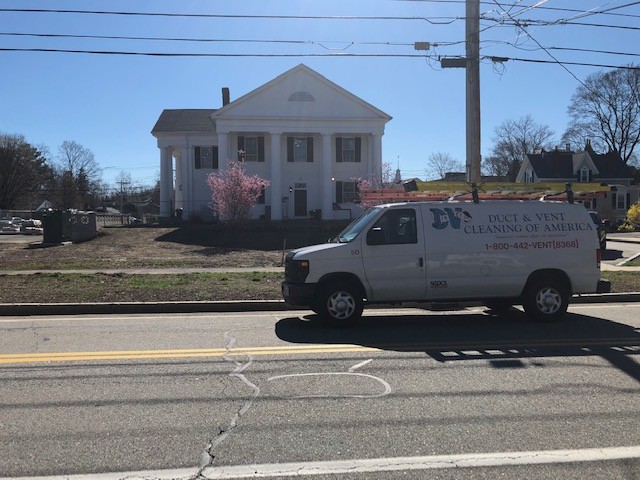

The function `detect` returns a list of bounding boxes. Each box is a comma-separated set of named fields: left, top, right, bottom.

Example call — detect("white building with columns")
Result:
left=151, top=64, right=391, bottom=222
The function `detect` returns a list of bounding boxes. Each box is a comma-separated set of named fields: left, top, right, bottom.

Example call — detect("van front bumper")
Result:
left=597, top=279, right=612, bottom=294
left=282, top=282, right=317, bottom=307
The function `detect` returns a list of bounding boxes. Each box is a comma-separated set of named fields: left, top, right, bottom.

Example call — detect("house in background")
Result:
left=516, top=141, right=639, bottom=224
left=151, top=64, right=391, bottom=222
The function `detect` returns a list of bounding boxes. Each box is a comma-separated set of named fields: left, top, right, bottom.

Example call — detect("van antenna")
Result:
left=565, top=182, right=574, bottom=204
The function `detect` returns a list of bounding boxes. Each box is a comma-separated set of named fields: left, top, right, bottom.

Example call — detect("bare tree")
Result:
left=57, top=140, right=100, bottom=179
left=426, top=152, right=463, bottom=180
left=489, top=115, right=555, bottom=182
left=56, top=140, right=101, bottom=209
left=562, top=66, right=640, bottom=164
left=482, top=155, right=510, bottom=179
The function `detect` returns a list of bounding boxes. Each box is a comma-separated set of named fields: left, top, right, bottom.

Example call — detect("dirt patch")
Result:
left=0, top=223, right=346, bottom=270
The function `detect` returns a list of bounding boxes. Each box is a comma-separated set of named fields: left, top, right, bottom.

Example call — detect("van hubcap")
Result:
left=328, top=291, right=355, bottom=319
left=536, top=287, right=561, bottom=314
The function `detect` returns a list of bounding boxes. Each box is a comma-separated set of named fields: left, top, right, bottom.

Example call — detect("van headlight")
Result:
left=285, top=257, right=310, bottom=283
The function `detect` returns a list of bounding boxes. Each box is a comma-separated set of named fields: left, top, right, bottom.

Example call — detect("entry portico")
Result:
left=152, top=64, right=391, bottom=222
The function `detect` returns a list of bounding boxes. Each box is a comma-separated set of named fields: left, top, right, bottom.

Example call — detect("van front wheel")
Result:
left=523, top=278, right=568, bottom=322
left=317, top=282, right=364, bottom=327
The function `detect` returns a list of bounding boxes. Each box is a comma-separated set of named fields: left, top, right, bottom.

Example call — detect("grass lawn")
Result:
left=1, top=271, right=638, bottom=305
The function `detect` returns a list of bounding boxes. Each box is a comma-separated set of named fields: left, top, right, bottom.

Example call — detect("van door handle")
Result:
left=419, top=257, right=424, bottom=268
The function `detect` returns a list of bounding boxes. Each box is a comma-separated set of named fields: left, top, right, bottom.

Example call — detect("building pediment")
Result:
left=212, top=64, right=392, bottom=122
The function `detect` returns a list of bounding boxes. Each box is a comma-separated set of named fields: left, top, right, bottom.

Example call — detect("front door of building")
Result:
left=294, top=187, right=307, bottom=217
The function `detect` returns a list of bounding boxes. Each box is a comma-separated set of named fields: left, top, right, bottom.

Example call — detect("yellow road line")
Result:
left=0, top=345, right=380, bottom=364
left=0, top=338, right=637, bottom=365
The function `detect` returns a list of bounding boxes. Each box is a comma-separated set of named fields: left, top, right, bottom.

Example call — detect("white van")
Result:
left=282, top=200, right=611, bottom=325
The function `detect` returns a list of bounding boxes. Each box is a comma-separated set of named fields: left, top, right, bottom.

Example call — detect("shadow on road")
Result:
left=602, top=249, right=623, bottom=261
left=275, top=309, right=640, bottom=383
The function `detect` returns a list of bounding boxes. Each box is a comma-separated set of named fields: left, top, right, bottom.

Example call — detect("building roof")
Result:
left=151, top=109, right=216, bottom=134
left=527, top=148, right=632, bottom=179
left=527, top=150, right=575, bottom=178
left=591, top=151, right=633, bottom=178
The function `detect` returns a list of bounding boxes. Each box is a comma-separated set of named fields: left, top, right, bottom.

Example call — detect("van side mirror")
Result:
left=367, top=227, right=385, bottom=245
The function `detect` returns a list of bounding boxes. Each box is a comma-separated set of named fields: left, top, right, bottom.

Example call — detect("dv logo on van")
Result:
left=430, top=208, right=472, bottom=230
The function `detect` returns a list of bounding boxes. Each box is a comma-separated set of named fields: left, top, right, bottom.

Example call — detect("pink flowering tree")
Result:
left=352, top=162, right=396, bottom=208
left=207, top=161, right=270, bottom=226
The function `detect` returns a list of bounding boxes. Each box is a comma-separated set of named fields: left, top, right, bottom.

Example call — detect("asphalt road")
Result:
left=1, top=305, right=639, bottom=480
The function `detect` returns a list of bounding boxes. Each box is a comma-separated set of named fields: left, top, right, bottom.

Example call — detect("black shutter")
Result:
left=212, top=146, right=219, bottom=169
left=287, top=137, right=294, bottom=162
left=307, top=137, right=313, bottom=162
left=336, top=181, right=343, bottom=203
left=588, top=170, right=593, bottom=182
left=626, top=193, right=631, bottom=210
left=258, top=136, right=265, bottom=162
left=194, top=147, right=201, bottom=169
left=355, top=137, right=362, bottom=163
left=237, top=136, right=245, bottom=162
left=612, top=192, right=617, bottom=208
left=336, top=137, right=342, bottom=163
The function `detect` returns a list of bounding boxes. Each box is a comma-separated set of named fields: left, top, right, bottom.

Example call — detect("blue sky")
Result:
left=1, top=0, right=638, bottom=188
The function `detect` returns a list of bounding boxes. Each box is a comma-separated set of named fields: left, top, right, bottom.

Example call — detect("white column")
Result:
left=160, top=146, right=173, bottom=219
left=321, top=134, right=333, bottom=220
left=180, top=147, right=190, bottom=221
left=270, top=132, right=282, bottom=220
left=217, top=132, right=229, bottom=176
left=175, top=156, right=183, bottom=209
left=372, top=134, right=383, bottom=186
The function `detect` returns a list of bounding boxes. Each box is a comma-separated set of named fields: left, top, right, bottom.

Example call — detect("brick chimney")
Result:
left=222, top=87, right=230, bottom=106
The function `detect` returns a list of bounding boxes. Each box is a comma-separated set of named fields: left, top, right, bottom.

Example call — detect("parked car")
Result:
left=588, top=211, right=607, bottom=250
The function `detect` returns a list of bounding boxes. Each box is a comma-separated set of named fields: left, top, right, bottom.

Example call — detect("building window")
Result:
left=195, top=146, right=218, bottom=169
left=580, top=167, right=589, bottom=183
left=524, top=169, right=534, bottom=183
left=616, top=193, right=627, bottom=210
left=287, top=137, right=313, bottom=162
left=335, top=180, right=358, bottom=203
left=336, top=137, right=361, bottom=163
left=237, top=136, right=265, bottom=162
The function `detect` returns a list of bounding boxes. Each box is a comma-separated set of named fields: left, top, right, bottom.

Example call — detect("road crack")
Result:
left=198, top=332, right=260, bottom=477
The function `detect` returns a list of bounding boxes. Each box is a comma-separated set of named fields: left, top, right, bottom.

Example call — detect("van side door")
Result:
left=361, top=207, right=426, bottom=301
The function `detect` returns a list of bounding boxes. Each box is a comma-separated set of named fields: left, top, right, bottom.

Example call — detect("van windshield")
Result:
left=332, top=208, right=381, bottom=243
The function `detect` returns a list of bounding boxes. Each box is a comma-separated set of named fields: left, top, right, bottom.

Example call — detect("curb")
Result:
left=2, top=293, right=640, bottom=316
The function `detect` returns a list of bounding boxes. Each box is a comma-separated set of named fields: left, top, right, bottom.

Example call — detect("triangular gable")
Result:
left=212, top=64, right=391, bottom=121
left=572, top=151, right=599, bottom=175
left=515, top=156, right=534, bottom=182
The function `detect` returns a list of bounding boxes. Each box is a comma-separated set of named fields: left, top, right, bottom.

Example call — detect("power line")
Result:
left=0, top=32, right=416, bottom=48
left=398, top=0, right=640, bottom=19
left=0, top=48, right=429, bottom=57
left=0, top=8, right=462, bottom=25
left=18, top=31, right=637, bottom=60
left=1, top=46, right=638, bottom=70
left=489, top=1, right=591, bottom=92
left=482, top=17, right=640, bottom=32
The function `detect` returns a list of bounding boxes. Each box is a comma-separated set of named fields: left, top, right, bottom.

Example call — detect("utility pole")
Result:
left=466, top=0, right=481, bottom=185
left=117, top=179, right=130, bottom=215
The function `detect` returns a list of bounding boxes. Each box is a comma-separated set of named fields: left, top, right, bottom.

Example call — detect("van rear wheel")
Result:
left=317, top=282, right=363, bottom=328
left=523, top=277, right=568, bottom=322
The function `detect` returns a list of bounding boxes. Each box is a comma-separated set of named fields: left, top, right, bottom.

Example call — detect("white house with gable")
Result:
left=151, top=64, right=392, bottom=222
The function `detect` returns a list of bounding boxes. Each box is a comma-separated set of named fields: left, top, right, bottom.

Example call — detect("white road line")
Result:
left=205, top=446, right=640, bottom=477
left=6, top=445, right=639, bottom=480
